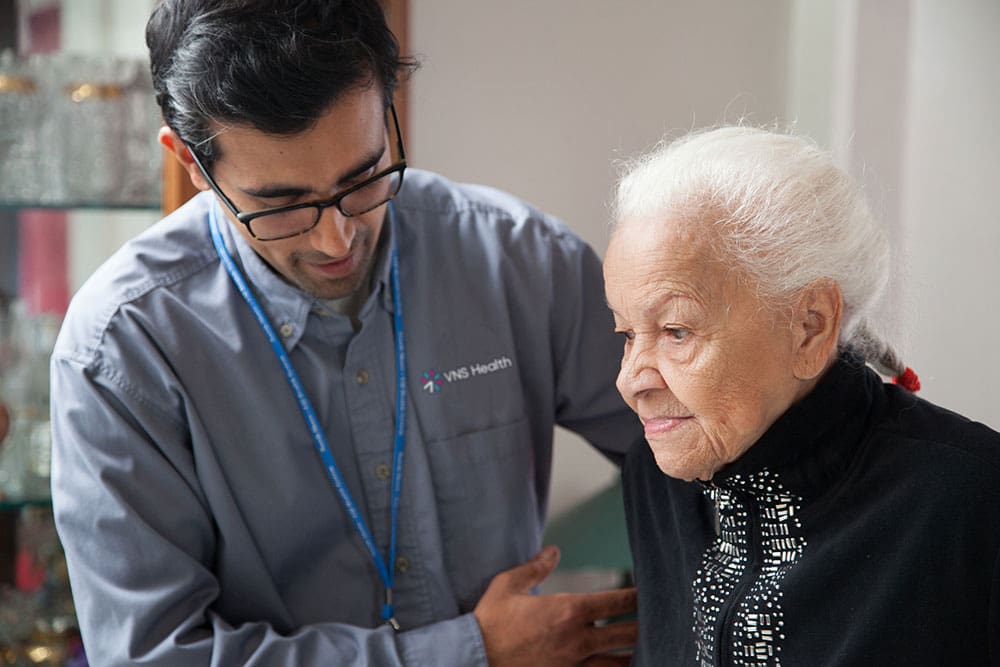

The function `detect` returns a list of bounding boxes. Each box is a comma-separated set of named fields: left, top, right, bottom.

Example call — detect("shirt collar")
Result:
left=211, top=200, right=397, bottom=349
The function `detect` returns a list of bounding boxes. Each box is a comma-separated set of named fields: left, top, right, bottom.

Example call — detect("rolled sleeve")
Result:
left=398, top=613, right=488, bottom=667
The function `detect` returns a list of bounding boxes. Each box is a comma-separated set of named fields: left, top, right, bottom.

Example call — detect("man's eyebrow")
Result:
left=239, top=144, right=387, bottom=200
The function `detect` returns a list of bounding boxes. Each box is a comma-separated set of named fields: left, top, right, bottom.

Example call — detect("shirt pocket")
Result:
left=424, top=416, right=541, bottom=611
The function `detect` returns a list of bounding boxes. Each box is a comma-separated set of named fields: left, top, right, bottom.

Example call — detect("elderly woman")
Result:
left=604, top=126, right=1000, bottom=665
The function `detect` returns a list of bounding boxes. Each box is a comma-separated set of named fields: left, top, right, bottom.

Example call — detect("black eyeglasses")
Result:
left=184, top=104, right=406, bottom=242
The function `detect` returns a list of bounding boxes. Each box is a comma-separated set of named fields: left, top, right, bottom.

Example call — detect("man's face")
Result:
left=207, top=86, right=392, bottom=300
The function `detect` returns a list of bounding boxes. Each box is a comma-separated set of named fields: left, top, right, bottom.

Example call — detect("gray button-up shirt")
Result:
left=50, top=169, right=642, bottom=666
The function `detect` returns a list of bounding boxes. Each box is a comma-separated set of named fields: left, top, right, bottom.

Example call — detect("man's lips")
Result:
left=641, top=415, right=692, bottom=436
left=308, top=252, right=357, bottom=279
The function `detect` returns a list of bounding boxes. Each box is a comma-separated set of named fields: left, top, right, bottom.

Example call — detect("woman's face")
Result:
left=604, top=216, right=812, bottom=481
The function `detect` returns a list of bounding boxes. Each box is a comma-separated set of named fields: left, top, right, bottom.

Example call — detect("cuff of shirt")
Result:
left=397, top=612, right=487, bottom=667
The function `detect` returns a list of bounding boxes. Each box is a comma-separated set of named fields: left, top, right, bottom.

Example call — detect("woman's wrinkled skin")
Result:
left=604, top=214, right=841, bottom=481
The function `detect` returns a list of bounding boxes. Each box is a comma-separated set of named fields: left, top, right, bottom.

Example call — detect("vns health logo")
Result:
left=421, top=370, right=443, bottom=394
left=421, top=355, right=514, bottom=395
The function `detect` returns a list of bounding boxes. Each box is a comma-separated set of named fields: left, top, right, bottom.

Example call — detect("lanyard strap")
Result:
left=208, top=204, right=408, bottom=628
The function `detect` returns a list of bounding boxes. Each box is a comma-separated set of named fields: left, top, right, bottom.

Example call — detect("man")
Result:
left=50, top=1, right=641, bottom=665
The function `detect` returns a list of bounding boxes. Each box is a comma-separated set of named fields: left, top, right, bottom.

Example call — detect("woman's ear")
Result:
left=158, top=126, right=211, bottom=192
left=791, top=280, right=842, bottom=380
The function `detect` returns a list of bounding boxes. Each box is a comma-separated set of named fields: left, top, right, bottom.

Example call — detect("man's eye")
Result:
left=615, top=330, right=635, bottom=342
left=345, top=166, right=379, bottom=188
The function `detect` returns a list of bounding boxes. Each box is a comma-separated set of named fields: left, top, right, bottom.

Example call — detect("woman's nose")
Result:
left=617, top=337, right=666, bottom=401
left=311, top=206, right=356, bottom=257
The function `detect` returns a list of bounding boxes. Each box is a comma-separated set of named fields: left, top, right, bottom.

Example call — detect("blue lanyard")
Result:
left=208, top=204, right=408, bottom=629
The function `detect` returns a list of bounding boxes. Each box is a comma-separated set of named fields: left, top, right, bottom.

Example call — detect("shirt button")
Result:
left=374, top=463, right=391, bottom=480
left=395, top=556, right=410, bottom=573
left=279, top=323, right=294, bottom=338
left=355, top=369, right=370, bottom=385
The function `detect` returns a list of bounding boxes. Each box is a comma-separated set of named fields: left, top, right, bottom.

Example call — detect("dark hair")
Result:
left=146, top=0, right=416, bottom=168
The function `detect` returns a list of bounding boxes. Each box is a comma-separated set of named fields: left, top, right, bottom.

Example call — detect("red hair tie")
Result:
left=892, top=367, right=921, bottom=392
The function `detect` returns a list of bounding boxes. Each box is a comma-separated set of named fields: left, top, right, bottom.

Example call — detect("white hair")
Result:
left=612, top=125, right=905, bottom=375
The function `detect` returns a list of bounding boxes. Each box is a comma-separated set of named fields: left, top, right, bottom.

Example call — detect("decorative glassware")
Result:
left=0, top=50, right=41, bottom=204
left=1, top=51, right=162, bottom=207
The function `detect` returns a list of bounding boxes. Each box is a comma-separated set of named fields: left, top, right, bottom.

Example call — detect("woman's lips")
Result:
left=642, top=416, right=691, bottom=436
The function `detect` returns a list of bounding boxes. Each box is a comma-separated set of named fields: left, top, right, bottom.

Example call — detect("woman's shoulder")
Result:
left=871, top=383, right=1000, bottom=477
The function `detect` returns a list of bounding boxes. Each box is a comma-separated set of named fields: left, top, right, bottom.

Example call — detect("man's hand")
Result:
left=473, top=546, right=638, bottom=666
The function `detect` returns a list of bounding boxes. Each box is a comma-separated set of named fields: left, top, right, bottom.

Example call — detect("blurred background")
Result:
left=0, top=0, right=997, bottom=662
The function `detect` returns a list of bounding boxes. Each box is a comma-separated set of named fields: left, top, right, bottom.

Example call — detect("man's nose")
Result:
left=310, top=206, right=356, bottom=257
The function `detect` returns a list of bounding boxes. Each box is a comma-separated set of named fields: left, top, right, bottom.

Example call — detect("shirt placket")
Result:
left=342, top=308, right=406, bottom=610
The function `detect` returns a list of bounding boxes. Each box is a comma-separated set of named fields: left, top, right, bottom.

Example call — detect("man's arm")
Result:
left=460, top=221, right=638, bottom=666
left=52, top=352, right=634, bottom=667
left=547, top=229, right=645, bottom=463
left=50, top=355, right=488, bottom=667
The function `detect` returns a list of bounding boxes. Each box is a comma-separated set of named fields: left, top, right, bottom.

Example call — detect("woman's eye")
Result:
left=664, top=327, right=690, bottom=342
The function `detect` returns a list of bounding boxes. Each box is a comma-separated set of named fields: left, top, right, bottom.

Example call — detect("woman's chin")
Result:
left=651, top=445, right=710, bottom=482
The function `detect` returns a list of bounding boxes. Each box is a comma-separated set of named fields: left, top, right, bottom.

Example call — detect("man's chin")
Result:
left=301, top=276, right=365, bottom=301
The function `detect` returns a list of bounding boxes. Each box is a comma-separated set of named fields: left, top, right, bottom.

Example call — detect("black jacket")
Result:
left=624, top=355, right=1000, bottom=666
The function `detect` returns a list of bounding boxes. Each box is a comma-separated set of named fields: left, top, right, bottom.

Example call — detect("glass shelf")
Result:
left=0, top=502, right=83, bottom=666
left=0, top=201, right=160, bottom=212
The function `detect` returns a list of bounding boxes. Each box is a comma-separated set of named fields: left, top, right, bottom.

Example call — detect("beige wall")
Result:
left=409, top=0, right=791, bottom=253
left=900, top=0, right=1000, bottom=427
left=408, top=1, right=792, bottom=517
left=790, top=0, right=1000, bottom=431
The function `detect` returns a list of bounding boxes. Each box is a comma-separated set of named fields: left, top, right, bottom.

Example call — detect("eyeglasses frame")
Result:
left=183, top=104, right=406, bottom=241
